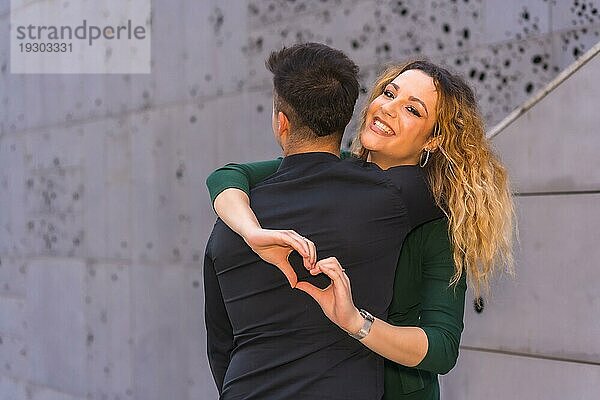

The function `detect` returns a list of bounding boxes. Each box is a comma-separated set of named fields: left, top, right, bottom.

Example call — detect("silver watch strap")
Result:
left=349, top=309, right=374, bottom=340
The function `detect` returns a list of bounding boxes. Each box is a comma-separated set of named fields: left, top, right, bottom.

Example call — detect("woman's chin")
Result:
left=359, top=130, right=380, bottom=151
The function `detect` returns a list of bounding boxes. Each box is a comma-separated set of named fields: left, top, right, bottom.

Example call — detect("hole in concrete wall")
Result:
left=474, top=297, right=485, bottom=313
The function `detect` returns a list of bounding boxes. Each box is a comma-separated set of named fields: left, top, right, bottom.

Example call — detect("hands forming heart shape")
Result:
left=243, top=228, right=362, bottom=335
left=242, top=228, right=318, bottom=287
left=287, top=250, right=331, bottom=290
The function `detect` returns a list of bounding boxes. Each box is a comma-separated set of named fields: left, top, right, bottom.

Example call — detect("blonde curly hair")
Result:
left=352, top=61, right=515, bottom=296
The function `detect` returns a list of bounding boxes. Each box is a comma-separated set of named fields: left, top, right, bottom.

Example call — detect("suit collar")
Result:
left=279, top=152, right=340, bottom=170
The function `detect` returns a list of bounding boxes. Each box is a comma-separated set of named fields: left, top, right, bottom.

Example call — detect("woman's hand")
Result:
left=244, top=228, right=317, bottom=287
left=298, top=257, right=431, bottom=366
left=296, top=257, right=364, bottom=335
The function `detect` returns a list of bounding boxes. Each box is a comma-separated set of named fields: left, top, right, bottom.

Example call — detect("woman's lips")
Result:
left=369, top=117, right=395, bottom=137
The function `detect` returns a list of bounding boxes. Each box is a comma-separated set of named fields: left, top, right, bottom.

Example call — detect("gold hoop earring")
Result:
left=419, top=150, right=430, bottom=167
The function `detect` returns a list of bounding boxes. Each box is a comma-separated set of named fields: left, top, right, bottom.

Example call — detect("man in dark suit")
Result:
left=204, top=43, right=437, bottom=399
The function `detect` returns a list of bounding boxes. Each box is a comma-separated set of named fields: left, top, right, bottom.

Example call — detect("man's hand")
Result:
left=243, top=228, right=317, bottom=287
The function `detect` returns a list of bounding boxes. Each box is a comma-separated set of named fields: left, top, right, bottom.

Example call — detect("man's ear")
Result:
left=277, top=111, right=290, bottom=143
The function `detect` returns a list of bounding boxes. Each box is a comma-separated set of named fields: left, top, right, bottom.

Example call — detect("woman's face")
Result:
left=360, top=69, right=439, bottom=169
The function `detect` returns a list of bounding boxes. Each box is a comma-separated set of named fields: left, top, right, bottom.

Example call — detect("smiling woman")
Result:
left=360, top=69, right=439, bottom=168
left=353, top=60, right=514, bottom=295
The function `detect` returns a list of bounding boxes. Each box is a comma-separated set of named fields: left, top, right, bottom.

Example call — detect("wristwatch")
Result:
left=349, top=309, right=375, bottom=340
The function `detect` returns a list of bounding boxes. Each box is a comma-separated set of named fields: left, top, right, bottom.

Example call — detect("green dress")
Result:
left=206, top=156, right=467, bottom=400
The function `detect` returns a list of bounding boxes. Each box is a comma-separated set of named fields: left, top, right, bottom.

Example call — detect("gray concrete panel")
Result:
left=1, top=1, right=254, bottom=134
left=492, top=51, right=600, bottom=193
left=17, top=126, right=87, bottom=257
left=153, top=0, right=250, bottom=104
left=247, top=0, right=359, bottom=30
left=0, top=0, right=8, bottom=16
left=0, top=20, right=131, bottom=132
left=80, top=118, right=117, bottom=262
left=77, top=116, right=134, bottom=261
left=0, top=376, right=85, bottom=400
left=550, top=25, right=600, bottom=74
left=129, top=96, right=280, bottom=266
left=461, top=194, right=600, bottom=363
left=0, top=297, right=25, bottom=337
left=211, top=92, right=280, bottom=165
left=0, top=333, right=27, bottom=379
left=0, top=256, right=26, bottom=298
left=195, top=1, right=249, bottom=98
left=25, top=258, right=87, bottom=396
left=22, top=168, right=85, bottom=257
left=0, top=375, right=27, bottom=400
left=244, top=0, right=379, bottom=90
left=385, top=0, right=485, bottom=57
left=26, top=386, right=83, bottom=400
left=433, top=35, right=556, bottom=127
left=550, top=1, right=600, bottom=32
left=102, top=123, right=134, bottom=261
left=130, top=263, right=214, bottom=400
left=149, top=0, right=188, bottom=107
left=84, top=261, right=133, bottom=400
left=0, top=134, right=28, bottom=255
left=482, top=0, right=550, bottom=44
left=241, top=89, right=284, bottom=160
left=129, top=106, right=201, bottom=265
left=441, top=349, right=600, bottom=400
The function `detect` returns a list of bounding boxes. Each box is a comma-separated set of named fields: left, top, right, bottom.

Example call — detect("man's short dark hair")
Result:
left=266, top=42, right=359, bottom=142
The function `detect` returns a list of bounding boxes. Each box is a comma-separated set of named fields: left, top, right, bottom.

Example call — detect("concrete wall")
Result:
left=0, top=1, right=599, bottom=399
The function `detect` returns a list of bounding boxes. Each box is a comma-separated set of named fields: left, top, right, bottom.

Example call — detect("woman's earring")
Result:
left=420, top=124, right=440, bottom=167
left=419, top=150, right=430, bottom=167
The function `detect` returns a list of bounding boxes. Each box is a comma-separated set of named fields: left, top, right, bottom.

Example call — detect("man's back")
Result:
left=205, top=152, right=416, bottom=399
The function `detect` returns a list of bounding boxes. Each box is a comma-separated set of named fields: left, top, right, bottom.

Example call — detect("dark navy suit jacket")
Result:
left=204, top=152, right=442, bottom=400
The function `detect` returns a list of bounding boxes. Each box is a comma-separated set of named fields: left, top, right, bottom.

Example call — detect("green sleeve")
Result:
left=389, top=218, right=467, bottom=375
left=206, top=151, right=352, bottom=205
left=205, top=159, right=282, bottom=205
left=415, top=219, right=466, bottom=374
left=340, top=150, right=352, bottom=159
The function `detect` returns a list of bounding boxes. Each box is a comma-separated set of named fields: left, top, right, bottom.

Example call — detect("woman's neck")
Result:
left=368, top=152, right=418, bottom=170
